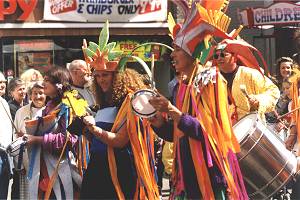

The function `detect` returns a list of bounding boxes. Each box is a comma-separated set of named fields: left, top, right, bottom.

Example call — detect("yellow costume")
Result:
left=230, top=66, right=280, bottom=121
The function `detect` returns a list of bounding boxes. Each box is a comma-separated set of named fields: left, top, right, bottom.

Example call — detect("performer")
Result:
left=212, top=39, right=280, bottom=123
left=149, top=1, right=247, bottom=199
left=81, top=21, right=159, bottom=199
left=24, top=67, right=80, bottom=199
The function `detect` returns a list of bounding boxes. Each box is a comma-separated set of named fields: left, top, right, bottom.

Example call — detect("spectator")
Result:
left=0, top=95, right=13, bottom=199
left=68, top=59, right=96, bottom=110
left=7, top=78, right=26, bottom=120
left=0, top=71, right=7, bottom=97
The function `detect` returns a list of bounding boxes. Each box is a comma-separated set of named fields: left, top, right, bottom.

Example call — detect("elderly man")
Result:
left=68, top=59, right=96, bottom=109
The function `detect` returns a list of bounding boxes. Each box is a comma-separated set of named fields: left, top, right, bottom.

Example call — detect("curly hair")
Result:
left=112, top=68, right=149, bottom=106
left=92, top=68, right=149, bottom=108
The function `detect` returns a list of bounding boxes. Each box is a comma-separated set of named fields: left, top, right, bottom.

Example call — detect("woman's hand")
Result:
left=25, top=135, right=43, bottom=146
left=83, top=115, right=96, bottom=127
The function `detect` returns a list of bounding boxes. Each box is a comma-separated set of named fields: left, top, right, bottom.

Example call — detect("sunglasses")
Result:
left=213, top=52, right=225, bottom=59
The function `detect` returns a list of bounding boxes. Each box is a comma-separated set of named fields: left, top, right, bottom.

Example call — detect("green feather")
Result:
left=108, top=51, right=123, bottom=61
left=99, top=20, right=109, bottom=51
left=88, top=42, right=99, bottom=54
left=105, top=42, right=116, bottom=52
left=117, top=56, right=129, bottom=72
left=83, top=48, right=96, bottom=58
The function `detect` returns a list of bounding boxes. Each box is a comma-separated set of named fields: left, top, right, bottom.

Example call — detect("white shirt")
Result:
left=0, top=97, right=13, bottom=148
left=14, top=103, right=44, bottom=139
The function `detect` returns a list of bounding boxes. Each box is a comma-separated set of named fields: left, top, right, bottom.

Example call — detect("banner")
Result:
left=43, top=0, right=167, bottom=22
left=115, top=40, right=169, bottom=62
left=238, top=2, right=300, bottom=27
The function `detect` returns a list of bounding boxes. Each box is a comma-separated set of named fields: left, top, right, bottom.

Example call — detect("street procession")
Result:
left=1, top=0, right=300, bottom=199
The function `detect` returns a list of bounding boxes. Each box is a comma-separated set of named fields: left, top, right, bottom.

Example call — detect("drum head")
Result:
left=6, top=137, right=27, bottom=157
left=131, top=90, right=156, bottom=118
left=233, top=113, right=258, bottom=142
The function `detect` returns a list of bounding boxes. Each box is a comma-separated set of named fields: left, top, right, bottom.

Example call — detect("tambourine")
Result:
left=131, top=89, right=157, bottom=118
left=6, top=136, right=28, bottom=157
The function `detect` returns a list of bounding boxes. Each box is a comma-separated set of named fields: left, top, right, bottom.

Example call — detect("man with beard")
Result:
left=68, top=59, right=96, bottom=109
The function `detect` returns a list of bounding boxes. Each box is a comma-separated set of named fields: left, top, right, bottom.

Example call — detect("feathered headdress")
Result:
left=82, top=20, right=123, bottom=71
left=209, top=38, right=268, bottom=75
left=168, top=0, right=242, bottom=63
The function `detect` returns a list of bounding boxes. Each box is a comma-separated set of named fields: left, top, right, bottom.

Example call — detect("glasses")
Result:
left=213, top=52, right=225, bottom=59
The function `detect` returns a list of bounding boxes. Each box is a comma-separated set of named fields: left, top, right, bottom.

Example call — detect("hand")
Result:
left=149, top=95, right=172, bottom=113
left=83, top=115, right=96, bottom=127
left=148, top=112, right=165, bottom=128
left=285, top=134, right=297, bottom=151
left=16, top=131, right=25, bottom=138
left=248, top=95, right=259, bottom=111
left=275, top=122, right=285, bottom=132
left=25, top=134, right=43, bottom=146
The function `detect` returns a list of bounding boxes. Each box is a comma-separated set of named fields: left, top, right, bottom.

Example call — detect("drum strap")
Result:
left=16, top=143, right=25, bottom=171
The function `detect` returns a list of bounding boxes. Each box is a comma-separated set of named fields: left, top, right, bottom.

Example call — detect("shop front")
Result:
left=0, top=0, right=174, bottom=96
left=238, top=1, right=300, bottom=73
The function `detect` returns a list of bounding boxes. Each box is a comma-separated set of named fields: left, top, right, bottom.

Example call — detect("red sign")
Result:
left=239, top=2, right=300, bottom=28
left=0, top=0, right=37, bottom=21
left=49, top=0, right=77, bottom=15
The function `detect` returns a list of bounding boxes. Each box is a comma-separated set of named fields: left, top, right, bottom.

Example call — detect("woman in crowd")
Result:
left=13, top=81, right=46, bottom=199
left=7, top=78, right=26, bottom=120
left=274, top=57, right=294, bottom=89
left=23, top=67, right=79, bottom=199
left=7, top=78, right=27, bottom=199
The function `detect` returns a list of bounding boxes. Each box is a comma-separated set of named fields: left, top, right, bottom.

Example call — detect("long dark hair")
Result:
left=44, top=67, right=72, bottom=101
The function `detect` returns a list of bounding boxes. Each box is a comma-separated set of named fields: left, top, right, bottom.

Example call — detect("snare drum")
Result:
left=6, top=136, right=27, bottom=157
left=131, top=89, right=156, bottom=118
left=233, top=113, right=297, bottom=199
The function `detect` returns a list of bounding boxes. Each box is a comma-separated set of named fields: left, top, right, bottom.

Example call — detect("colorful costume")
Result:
left=224, top=66, right=280, bottom=121
left=155, top=1, right=247, bottom=199
left=25, top=99, right=80, bottom=199
left=80, top=21, right=159, bottom=199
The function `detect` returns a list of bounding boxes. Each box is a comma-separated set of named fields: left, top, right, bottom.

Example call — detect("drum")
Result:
left=233, top=113, right=297, bottom=200
left=6, top=136, right=27, bottom=157
left=131, top=89, right=156, bottom=118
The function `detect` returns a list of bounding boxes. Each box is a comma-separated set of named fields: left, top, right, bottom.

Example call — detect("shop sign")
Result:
left=115, top=40, right=167, bottom=62
left=14, top=39, right=54, bottom=52
left=0, top=0, right=37, bottom=21
left=43, top=0, right=167, bottom=22
left=238, top=2, right=300, bottom=27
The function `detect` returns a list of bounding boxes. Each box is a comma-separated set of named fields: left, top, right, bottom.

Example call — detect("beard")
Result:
left=83, top=75, right=93, bottom=88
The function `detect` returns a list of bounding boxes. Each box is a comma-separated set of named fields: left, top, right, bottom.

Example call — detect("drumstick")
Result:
left=240, top=84, right=250, bottom=98
left=151, top=53, right=155, bottom=89
left=0, top=98, right=18, bottom=131
left=278, top=106, right=300, bottom=120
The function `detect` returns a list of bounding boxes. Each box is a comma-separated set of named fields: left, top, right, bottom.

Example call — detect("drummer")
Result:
left=213, top=39, right=280, bottom=124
